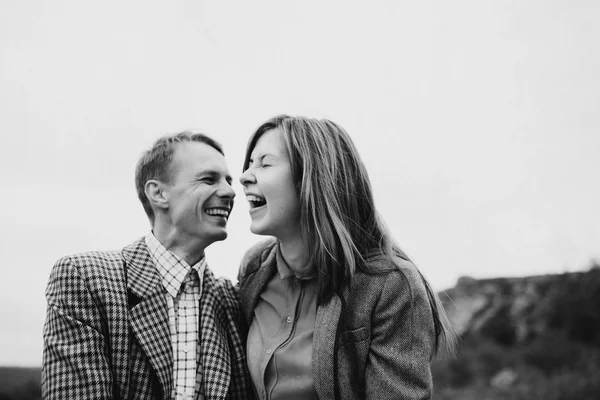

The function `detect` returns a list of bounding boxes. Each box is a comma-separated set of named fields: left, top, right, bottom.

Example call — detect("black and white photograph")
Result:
left=1, top=1, right=599, bottom=399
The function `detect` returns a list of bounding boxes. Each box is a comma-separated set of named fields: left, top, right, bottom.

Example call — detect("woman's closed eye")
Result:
left=257, top=155, right=276, bottom=169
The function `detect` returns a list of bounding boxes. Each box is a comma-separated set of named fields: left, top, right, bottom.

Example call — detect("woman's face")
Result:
left=239, top=128, right=301, bottom=241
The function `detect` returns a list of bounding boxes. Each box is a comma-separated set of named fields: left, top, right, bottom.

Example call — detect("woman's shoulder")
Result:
left=352, top=255, right=434, bottom=333
left=361, top=252, right=415, bottom=274
left=358, top=253, right=428, bottom=299
left=238, top=237, right=278, bottom=279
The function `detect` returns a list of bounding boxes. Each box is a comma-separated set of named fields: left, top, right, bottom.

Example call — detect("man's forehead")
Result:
left=171, top=141, right=230, bottom=173
left=175, top=140, right=222, bottom=155
left=174, top=141, right=220, bottom=159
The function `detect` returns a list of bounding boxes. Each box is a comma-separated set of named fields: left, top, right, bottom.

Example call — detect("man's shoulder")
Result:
left=57, top=249, right=122, bottom=267
left=238, top=237, right=277, bottom=279
left=51, top=237, right=146, bottom=281
left=54, top=250, right=123, bottom=274
left=212, top=274, right=237, bottom=298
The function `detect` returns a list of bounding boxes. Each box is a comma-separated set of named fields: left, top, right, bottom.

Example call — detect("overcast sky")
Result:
left=1, top=0, right=599, bottom=367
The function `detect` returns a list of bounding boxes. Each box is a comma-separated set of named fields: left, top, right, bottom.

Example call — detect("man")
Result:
left=42, top=132, right=252, bottom=400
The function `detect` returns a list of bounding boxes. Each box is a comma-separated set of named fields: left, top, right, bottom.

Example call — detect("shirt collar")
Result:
left=276, top=243, right=314, bottom=280
left=144, top=232, right=206, bottom=298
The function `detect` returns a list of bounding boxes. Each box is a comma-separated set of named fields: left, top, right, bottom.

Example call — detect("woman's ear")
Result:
left=145, top=180, right=169, bottom=211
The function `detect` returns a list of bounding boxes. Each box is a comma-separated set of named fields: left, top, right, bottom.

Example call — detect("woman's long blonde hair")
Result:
left=243, top=115, right=456, bottom=355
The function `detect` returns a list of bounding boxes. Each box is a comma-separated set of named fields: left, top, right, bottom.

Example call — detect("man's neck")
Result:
left=152, top=225, right=206, bottom=266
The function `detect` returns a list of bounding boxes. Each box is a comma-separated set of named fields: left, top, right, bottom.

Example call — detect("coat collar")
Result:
left=122, top=238, right=173, bottom=398
left=199, top=267, right=233, bottom=399
left=239, top=241, right=279, bottom=326
left=122, top=238, right=236, bottom=400
left=238, top=239, right=346, bottom=400
left=312, top=293, right=342, bottom=400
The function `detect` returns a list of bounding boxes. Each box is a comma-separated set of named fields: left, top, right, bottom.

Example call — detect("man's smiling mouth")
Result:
left=204, top=207, right=230, bottom=219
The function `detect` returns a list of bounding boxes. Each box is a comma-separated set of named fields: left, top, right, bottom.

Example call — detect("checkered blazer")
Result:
left=42, top=238, right=253, bottom=400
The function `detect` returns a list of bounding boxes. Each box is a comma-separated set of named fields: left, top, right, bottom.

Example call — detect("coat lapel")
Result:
left=199, top=268, right=231, bottom=400
left=240, top=241, right=346, bottom=399
left=122, top=239, right=173, bottom=398
left=312, top=292, right=342, bottom=400
left=239, top=245, right=278, bottom=327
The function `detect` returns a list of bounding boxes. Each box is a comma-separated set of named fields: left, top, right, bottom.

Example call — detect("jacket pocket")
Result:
left=340, top=326, right=369, bottom=344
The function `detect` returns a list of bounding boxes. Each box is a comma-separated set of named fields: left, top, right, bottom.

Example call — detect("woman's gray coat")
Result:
left=238, top=238, right=436, bottom=400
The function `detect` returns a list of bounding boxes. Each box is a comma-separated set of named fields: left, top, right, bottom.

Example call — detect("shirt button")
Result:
left=182, top=344, right=190, bottom=353
left=286, top=316, right=292, bottom=324
left=265, top=348, right=272, bottom=354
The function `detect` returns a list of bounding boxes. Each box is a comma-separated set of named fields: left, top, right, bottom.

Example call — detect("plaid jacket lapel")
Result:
left=122, top=239, right=173, bottom=398
left=199, top=267, right=232, bottom=400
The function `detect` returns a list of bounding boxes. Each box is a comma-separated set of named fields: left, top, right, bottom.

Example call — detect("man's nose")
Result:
left=218, top=182, right=236, bottom=199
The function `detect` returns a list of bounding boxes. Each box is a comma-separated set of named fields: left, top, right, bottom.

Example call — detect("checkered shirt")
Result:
left=145, top=233, right=206, bottom=400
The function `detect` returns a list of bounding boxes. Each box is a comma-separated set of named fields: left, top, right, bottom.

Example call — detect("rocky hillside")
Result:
left=441, top=265, right=600, bottom=347
left=431, top=264, right=600, bottom=400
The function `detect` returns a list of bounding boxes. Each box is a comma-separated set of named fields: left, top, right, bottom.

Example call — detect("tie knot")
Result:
left=182, top=269, right=200, bottom=294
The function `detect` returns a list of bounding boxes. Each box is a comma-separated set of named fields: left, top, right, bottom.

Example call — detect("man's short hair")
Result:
left=135, top=131, right=224, bottom=225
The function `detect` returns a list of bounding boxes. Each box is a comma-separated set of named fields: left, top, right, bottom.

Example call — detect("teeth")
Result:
left=205, top=208, right=229, bottom=217
left=246, top=195, right=265, bottom=202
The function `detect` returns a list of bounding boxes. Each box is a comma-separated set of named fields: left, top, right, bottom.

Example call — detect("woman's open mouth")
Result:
left=246, top=194, right=266, bottom=210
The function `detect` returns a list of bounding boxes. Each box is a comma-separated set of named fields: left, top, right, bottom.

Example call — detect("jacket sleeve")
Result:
left=365, top=270, right=435, bottom=400
left=42, top=256, right=113, bottom=399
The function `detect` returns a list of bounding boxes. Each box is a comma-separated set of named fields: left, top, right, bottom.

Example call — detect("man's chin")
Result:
left=208, top=230, right=228, bottom=243
left=191, top=228, right=228, bottom=247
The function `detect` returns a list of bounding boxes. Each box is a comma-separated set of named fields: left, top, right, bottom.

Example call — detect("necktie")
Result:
left=183, top=269, right=200, bottom=295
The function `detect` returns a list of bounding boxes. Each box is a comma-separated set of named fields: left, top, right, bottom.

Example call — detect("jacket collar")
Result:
left=238, top=239, right=346, bottom=400
left=239, top=241, right=278, bottom=326
left=312, top=293, right=342, bottom=400
left=122, top=238, right=236, bottom=400
left=122, top=238, right=164, bottom=299
left=122, top=238, right=173, bottom=398
left=198, top=267, right=234, bottom=399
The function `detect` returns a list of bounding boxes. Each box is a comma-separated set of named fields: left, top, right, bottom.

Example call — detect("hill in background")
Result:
left=433, top=262, right=600, bottom=399
left=0, top=367, right=40, bottom=400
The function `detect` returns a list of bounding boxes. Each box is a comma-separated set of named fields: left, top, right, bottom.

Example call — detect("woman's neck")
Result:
left=278, top=235, right=309, bottom=275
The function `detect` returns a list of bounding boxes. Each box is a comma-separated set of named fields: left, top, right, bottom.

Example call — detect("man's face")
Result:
left=162, top=141, right=235, bottom=247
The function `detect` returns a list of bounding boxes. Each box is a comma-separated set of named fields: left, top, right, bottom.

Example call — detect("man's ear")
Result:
left=145, top=180, right=169, bottom=211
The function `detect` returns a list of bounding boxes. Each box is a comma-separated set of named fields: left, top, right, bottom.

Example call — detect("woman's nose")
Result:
left=239, top=168, right=255, bottom=186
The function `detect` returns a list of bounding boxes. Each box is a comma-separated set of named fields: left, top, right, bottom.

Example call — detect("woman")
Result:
left=237, top=115, right=455, bottom=400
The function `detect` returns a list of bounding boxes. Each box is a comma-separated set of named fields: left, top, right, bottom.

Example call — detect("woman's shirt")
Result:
left=246, top=246, right=319, bottom=400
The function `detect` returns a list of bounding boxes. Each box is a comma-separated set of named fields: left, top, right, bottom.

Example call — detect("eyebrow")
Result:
left=249, top=153, right=277, bottom=163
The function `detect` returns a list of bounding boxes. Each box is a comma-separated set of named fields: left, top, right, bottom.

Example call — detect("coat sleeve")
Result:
left=42, top=256, right=113, bottom=399
left=364, top=269, right=435, bottom=400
